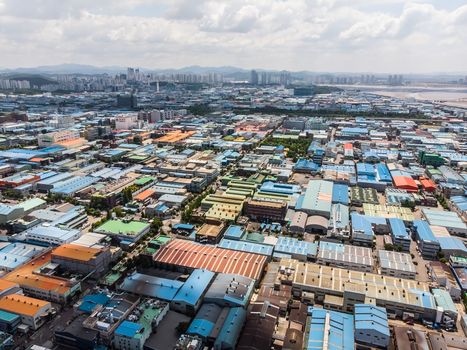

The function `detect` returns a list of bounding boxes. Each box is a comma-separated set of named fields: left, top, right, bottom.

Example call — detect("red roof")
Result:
left=153, top=239, right=267, bottom=280
left=392, top=176, right=418, bottom=192
left=419, top=177, right=436, bottom=192
left=344, top=143, right=353, bottom=150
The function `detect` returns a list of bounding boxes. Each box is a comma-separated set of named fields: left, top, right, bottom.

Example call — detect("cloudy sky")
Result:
left=0, top=0, right=466, bottom=73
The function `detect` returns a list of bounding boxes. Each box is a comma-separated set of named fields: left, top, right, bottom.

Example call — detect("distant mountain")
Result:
left=0, top=63, right=251, bottom=76
left=0, top=63, right=125, bottom=75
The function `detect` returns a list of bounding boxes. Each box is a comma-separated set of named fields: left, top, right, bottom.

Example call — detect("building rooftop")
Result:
left=172, top=269, right=215, bottom=307
left=95, top=219, right=150, bottom=236
left=118, top=272, right=183, bottom=301
left=305, top=307, right=354, bottom=350
left=0, top=294, right=49, bottom=317
left=52, top=243, right=104, bottom=262
left=154, top=239, right=267, bottom=280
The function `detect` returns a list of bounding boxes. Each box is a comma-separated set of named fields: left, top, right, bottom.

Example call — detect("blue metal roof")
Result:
left=437, top=237, right=467, bottom=254
left=294, top=159, right=320, bottom=172
left=214, top=307, right=246, bottom=349
left=224, top=225, right=245, bottom=240
left=376, top=163, right=392, bottom=182
left=187, top=303, right=222, bottom=338
left=115, top=320, right=142, bottom=338
left=409, top=289, right=436, bottom=309
left=357, top=163, right=375, bottom=176
left=354, top=304, right=389, bottom=337
left=260, top=181, right=301, bottom=195
left=218, top=238, right=274, bottom=256
left=451, top=196, right=467, bottom=211
left=275, top=237, right=318, bottom=257
left=388, top=218, right=409, bottom=239
left=78, top=293, right=110, bottom=313
left=306, top=307, right=354, bottom=350
left=413, top=220, right=437, bottom=242
left=172, top=269, right=215, bottom=307
left=351, top=213, right=374, bottom=237
left=332, top=184, right=349, bottom=205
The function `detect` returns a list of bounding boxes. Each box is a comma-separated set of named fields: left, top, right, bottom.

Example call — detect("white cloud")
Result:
left=0, top=0, right=465, bottom=73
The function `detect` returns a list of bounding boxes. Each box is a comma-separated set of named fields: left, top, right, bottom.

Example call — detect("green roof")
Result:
left=137, top=304, right=165, bottom=339
left=101, top=272, right=122, bottom=286
left=244, top=232, right=265, bottom=243
left=96, top=219, right=150, bottom=236
left=135, top=176, right=155, bottom=186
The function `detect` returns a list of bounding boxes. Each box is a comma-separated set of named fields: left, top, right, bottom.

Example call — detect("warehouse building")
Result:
left=289, top=211, right=308, bottom=235
left=274, top=237, right=318, bottom=261
left=204, top=273, right=255, bottom=308
left=218, top=238, right=274, bottom=257
left=317, top=241, right=374, bottom=272
left=332, top=183, right=349, bottom=205
left=413, top=220, right=440, bottom=260
left=378, top=250, right=417, bottom=279
left=23, top=224, right=81, bottom=245
left=354, top=304, right=390, bottom=349
left=305, top=307, right=354, bottom=350
left=432, top=288, right=458, bottom=328
left=278, top=259, right=437, bottom=321
left=171, top=269, right=215, bottom=315
left=153, top=239, right=267, bottom=281
left=187, top=303, right=246, bottom=349
left=0, top=243, right=46, bottom=272
left=296, top=180, right=333, bottom=218
left=0, top=294, right=52, bottom=330
left=437, top=237, right=467, bottom=258
left=305, top=215, right=329, bottom=235
left=94, top=219, right=150, bottom=246
left=389, top=218, right=411, bottom=252
left=51, top=244, right=111, bottom=277
left=244, top=198, right=287, bottom=222
left=118, top=272, right=183, bottom=301
left=3, top=251, right=80, bottom=303
left=0, top=198, right=46, bottom=224
left=422, top=208, right=467, bottom=236
left=195, top=223, right=225, bottom=245
left=50, top=176, right=98, bottom=196
left=0, top=310, right=21, bottom=333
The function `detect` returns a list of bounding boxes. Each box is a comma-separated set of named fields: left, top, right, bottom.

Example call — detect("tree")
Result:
left=133, top=135, right=143, bottom=145
left=150, top=218, right=163, bottom=234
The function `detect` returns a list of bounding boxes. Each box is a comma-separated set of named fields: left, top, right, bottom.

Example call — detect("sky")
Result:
left=0, top=0, right=466, bottom=73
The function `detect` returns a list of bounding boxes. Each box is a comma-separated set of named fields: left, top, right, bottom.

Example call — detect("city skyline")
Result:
left=0, top=0, right=466, bottom=73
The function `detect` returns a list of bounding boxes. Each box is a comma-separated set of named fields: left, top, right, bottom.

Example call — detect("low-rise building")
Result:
left=51, top=244, right=111, bottom=277
left=0, top=294, right=52, bottom=330
left=378, top=250, right=417, bottom=279
left=354, top=304, right=390, bottom=348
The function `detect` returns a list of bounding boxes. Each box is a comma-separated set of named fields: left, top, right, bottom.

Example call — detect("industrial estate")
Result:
left=0, top=67, right=466, bottom=350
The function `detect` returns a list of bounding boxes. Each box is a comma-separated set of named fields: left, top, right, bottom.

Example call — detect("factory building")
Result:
left=317, top=241, right=374, bottom=272
left=296, top=180, right=333, bottom=218
left=51, top=244, right=111, bottom=277
left=171, top=269, right=215, bottom=315
left=154, top=239, right=267, bottom=281
left=0, top=294, right=52, bottom=330
left=277, top=259, right=437, bottom=322
left=378, top=250, right=416, bottom=279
